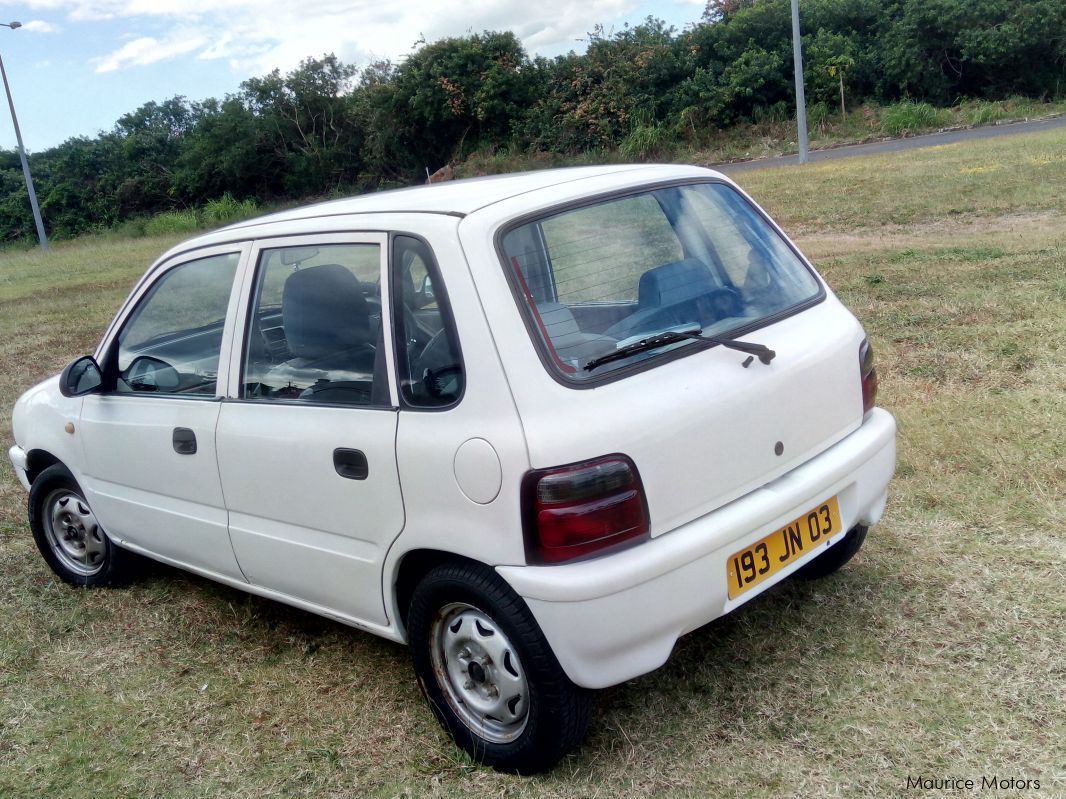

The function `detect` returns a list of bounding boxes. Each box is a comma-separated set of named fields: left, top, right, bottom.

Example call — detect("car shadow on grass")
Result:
left=116, top=552, right=897, bottom=779
left=579, top=560, right=896, bottom=771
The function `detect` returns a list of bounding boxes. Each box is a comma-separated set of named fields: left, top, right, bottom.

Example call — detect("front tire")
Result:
left=407, top=562, right=592, bottom=773
left=28, top=463, right=143, bottom=587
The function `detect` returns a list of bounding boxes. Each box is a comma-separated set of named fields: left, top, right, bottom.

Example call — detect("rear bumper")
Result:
left=8, top=445, right=30, bottom=492
left=497, top=407, right=896, bottom=689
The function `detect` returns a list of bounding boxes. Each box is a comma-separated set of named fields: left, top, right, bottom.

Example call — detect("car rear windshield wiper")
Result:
left=585, top=327, right=776, bottom=372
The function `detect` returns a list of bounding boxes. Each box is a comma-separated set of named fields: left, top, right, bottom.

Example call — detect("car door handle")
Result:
left=333, top=448, right=368, bottom=480
left=172, top=427, right=197, bottom=455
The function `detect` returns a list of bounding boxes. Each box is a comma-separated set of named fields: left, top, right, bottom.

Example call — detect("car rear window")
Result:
left=500, top=182, right=821, bottom=381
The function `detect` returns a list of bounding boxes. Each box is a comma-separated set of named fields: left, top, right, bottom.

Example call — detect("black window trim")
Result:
left=493, top=177, right=828, bottom=390
left=388, top=231, right=467, bottom=412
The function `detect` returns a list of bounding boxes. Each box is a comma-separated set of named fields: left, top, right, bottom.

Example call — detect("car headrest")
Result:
left=283, top=264, right=371, bottom=357
left=638, top=258, right=717, bottom=308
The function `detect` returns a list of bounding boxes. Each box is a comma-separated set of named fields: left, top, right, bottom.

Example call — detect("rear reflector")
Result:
left=860, top=338, right=878, bottom=416
left=522, top=455, right=650, bottom=564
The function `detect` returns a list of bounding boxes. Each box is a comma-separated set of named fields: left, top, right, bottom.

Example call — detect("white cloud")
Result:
left=29, top=0, right=644, bottom=76
left=94, top=32, right=209, bottom=73
left=21, top=19, right=59, bottom=33
left=5, top=0, right=68, bottom=10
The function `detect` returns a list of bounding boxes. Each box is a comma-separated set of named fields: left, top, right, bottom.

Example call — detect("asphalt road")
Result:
left=716, top=114, right=1066, bottom=173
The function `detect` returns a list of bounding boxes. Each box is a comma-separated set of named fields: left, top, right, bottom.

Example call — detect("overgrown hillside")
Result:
left=2, top=0, right=1064, bottom=242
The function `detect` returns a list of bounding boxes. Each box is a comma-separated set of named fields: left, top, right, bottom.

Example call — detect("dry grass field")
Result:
left=1, top=129, right=1064, bottom=797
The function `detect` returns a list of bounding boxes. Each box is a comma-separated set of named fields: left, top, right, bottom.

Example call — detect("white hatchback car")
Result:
left=9, top=165, right=895, bottom=771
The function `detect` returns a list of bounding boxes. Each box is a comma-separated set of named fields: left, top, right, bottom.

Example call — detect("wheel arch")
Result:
left=25, top=449, right=62, bottom=485
left=391, top=548, right=492, bottom=638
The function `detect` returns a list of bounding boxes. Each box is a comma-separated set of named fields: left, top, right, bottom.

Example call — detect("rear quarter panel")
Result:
left=381, top=216, right=532, bottom=625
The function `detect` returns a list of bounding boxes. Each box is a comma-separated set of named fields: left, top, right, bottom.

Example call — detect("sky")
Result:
left=0, top=0, right=707, bottom=152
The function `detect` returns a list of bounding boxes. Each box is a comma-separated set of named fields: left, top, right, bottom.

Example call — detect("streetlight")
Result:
left=789, top=0, right=809, bottom=165
left=0, top=20, right=48, bottom=250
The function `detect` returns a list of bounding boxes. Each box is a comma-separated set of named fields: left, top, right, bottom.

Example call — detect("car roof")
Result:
left=155, top=163, right=727, bottom=261
left=229, top=165, right=675, bottom=221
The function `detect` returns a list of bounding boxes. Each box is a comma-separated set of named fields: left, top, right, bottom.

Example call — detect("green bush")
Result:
left=203, top=193, right=259, bottom=225
left=620, top=124, right=672, bottom=161
left=959, top=97, right=1043, bottom=128
left=807, top=101, right=831, bottom=129
left=880, top=101, right=953, bottom=135
left=753, top=102, right=790, bottom=126
left=108, top=218, right=149, bottom=239
left=964, top=100, right=1003, bottom=127
left=144, top=210, right=201, bottom=236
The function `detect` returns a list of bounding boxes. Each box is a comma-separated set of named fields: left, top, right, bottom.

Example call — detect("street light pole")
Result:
left=0, top=21, right=48, bottom=250
left=789, top=0, right=809, bottom=165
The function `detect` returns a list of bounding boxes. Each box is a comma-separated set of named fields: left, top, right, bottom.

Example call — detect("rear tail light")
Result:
left=860, top=338, right=878, bottom=417
left=522, top=454, right=650, bottom=564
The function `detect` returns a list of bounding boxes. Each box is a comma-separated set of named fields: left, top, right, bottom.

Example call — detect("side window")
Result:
left=391, top=236, right=464, bottom=407
left=112, top=252, right=239, bottom=396
left=242, top=243, right=387, bottom=407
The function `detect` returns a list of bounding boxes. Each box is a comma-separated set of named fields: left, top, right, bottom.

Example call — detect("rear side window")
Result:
left=391, top=236, right=464, bottom=407
left=500, top=182, right=821, bottom=381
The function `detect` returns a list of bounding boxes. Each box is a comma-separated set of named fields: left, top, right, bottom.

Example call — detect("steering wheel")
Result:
left=414, top=328, right=452, bottom=374
left=403, top=306, right=435, bottom=350
left=413, top=328, right=463, bottom=400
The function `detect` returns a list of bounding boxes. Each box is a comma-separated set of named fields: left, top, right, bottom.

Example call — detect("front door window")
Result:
left=113, top=252, right=240, bottom=396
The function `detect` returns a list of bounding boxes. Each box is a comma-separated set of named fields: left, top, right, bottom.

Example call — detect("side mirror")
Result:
left=59, top=356, right=103, bottom=398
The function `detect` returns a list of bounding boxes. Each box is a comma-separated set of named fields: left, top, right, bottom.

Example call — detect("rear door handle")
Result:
left=172, top=427, right=197, bottom=455
left=333, top=448, right=368, bottom=480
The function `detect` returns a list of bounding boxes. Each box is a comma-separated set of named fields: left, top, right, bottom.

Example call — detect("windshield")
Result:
left=500, top=182, right=822, bottom=381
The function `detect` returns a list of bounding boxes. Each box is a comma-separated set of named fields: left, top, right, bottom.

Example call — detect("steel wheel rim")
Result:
left=430, top=602, right=530, bottom=744
left=43, top=488, right=106, bottom=577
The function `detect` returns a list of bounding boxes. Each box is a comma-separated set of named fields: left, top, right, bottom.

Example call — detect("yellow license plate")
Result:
left=727, top=496, right=842, bottom=599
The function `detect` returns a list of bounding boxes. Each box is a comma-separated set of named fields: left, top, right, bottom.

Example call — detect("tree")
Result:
left=703, top=0, right=762, bottom=24
left=36, top=136, right=124, bottom=234
left=1, top=1, right=1064, bottom=243
left=524, top=19, right=689, bottom=151
left=826, top=55, right=854, bottom=116
left=172, top=98, right=272, bottom=202
left=241, top=55, right=363, bottom=196
left=111, top=97, right=195, bottom=216
left=382, top=31, right=535, bottom=173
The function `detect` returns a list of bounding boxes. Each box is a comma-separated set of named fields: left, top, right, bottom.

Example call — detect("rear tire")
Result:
left=793, top=524, right=868, bottom=580
left=29, top=463, right=143, bottom=587
left=407, top=562, right=592, bottom=773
